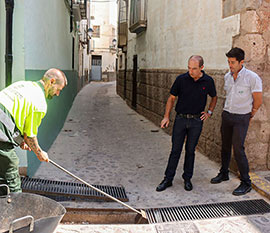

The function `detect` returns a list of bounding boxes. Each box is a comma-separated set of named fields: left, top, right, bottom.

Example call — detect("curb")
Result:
left=250, top=172, right=270, bottom=200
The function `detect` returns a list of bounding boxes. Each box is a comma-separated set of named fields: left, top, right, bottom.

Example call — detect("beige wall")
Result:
left=127, top=0, right=240, bottom=70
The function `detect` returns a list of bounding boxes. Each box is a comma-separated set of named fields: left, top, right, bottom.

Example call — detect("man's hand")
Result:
left=161, top=117, right=170, bottom=128
left=200, top=111, right=211, bottom=121
left=20, top=141, right=31, bottom=151
left=36, top=151, right=49, bottom=162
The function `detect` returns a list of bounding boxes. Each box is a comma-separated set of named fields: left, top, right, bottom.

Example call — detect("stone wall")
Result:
left=116, top=0, right=270, bottom=171
left=229, top=0, right=270, bottom=170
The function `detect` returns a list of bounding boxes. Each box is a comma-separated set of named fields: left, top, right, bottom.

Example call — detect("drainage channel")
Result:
left=145, top=199, right=270, bottom=224
left=21, top=176, right=128, bottom=202
left=62, top=208, right=148, bottom=224
left=60, top=199, right=270, bottom=225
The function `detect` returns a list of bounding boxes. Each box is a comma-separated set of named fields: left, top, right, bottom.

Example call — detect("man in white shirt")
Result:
left=211, top=47, right=262, bottom=195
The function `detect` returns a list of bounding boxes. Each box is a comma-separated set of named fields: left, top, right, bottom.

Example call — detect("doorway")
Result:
left=91, top=55, right=102, bottom=81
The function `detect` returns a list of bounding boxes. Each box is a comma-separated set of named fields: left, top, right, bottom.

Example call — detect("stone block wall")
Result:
left=232, top=0, right=270, bottom=170
left=117, top=0, right=270, bottom=171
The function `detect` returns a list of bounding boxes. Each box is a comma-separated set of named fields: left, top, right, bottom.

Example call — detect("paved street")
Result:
left=34, top=81, right=270, bottom=232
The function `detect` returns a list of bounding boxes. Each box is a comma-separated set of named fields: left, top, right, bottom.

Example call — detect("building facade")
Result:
left=117, top=0, right=270, bottom=171
left=89, top=0, right=117, bottom=82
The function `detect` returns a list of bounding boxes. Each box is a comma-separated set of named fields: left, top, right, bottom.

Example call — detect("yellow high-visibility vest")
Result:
left=0, top=81, right=47, bottom=137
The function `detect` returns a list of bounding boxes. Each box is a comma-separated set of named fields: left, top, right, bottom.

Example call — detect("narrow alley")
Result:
left=34, top=81, right=270, bottom=233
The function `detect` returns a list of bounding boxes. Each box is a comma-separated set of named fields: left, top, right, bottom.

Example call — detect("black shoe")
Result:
left=232, top=182, right=252, bottom=196
left=156, top=179, right=172, bottom=192
left=210, top=172, right=229, bottom=184
left=184, top=180, right=193, bottom=191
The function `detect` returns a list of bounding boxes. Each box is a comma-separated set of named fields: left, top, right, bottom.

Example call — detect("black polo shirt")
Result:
left=170, top=71, right=216, bottom=115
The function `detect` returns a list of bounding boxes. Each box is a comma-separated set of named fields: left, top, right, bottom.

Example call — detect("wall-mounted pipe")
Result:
left=5, top=0, right=14, bottom=87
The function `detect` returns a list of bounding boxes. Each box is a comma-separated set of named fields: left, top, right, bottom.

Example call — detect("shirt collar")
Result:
left=230, top=66, right=246, bottom=78
left=188, top=70, right=206, bottom=82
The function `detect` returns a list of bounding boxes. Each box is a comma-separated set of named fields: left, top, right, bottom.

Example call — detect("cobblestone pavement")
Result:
left=33, top=81, right=270, bottom=233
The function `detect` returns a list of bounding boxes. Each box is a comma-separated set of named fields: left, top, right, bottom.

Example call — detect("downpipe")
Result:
left=5, top=0, right=14, bottom=87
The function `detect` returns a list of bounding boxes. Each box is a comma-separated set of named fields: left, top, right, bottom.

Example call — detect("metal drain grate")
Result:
left=145, top=199, right=270, bottom=223
left=21, top=177, right=128, bottom=202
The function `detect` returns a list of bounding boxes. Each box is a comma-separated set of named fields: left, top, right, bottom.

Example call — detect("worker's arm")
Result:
left=251, top=92, right=263, bottom=118
left=161, top=95, right=176, bottom=128
left=23, top=134, right=49, bottom=162
left=200, top=96, right=217, bottom=121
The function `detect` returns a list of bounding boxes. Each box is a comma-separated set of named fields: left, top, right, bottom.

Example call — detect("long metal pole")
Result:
left=49, top=159, right=146, bottom=218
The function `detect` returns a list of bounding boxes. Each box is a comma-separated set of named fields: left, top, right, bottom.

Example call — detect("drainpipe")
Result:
left=5, top=0, right=14, bottom=87
left=70, top=0, right=75, bottom=70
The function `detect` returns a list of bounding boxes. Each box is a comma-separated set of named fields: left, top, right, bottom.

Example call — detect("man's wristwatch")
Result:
left=207, top=110, right=213, bottom=115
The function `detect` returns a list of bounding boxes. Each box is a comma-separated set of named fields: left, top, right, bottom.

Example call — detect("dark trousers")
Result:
left=0, top=103, right=21, bottom=195
left=220, top=111, right=251, bottom=185
left=0, top=143, right=21, bottom=195
left=165, top=115, right=203, bottom=181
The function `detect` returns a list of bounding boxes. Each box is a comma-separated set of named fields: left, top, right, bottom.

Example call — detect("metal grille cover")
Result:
left=21, top=176, right=128, bottom=202
left=145, top=199, right=270, bottom=224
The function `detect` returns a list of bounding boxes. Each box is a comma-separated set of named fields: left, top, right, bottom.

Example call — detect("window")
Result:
left=118, top=0, right=128, bottom=47
left=129, top=0, right=147, bottom=34
left=92, top=25, right=100, bottom=38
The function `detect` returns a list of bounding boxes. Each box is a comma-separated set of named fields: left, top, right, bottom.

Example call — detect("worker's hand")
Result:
left=161, top=117, right=170, bottom=128
left=200, top=111, right=211, bottom=121
left=36, top=151, right=49, bottom=162
left=20, top=141, right=31, bottom=151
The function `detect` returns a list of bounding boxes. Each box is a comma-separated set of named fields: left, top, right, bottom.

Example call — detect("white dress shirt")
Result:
left=223, top=67, right=262, bottom=114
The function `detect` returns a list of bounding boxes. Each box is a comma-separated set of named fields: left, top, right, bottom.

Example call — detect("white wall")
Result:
left=127, top=0, right=240, bottom=70
left=13, top=0, right=25, bottom=82
left=24, top=0, right=73, bottom=70
left=0, top=0, right=25, bottom=86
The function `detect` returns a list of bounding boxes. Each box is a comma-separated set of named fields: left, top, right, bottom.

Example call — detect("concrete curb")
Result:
left=250, top=172, right=270, bottom=200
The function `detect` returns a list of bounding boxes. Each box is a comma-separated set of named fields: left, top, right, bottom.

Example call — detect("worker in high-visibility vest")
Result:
left=0, top=68, right=67, bottom=195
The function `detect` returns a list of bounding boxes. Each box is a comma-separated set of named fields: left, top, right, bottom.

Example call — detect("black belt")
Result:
left=177, top=113, right=201, bottom=119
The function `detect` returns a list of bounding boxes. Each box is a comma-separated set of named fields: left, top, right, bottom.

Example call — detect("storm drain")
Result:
left=145, top=199, right=270, bottom=223
left=21, top=177, right=128, bottom=202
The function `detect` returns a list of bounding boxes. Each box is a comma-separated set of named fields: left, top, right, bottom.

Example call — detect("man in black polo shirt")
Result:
left=156, top=55, right=217, bottom=192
